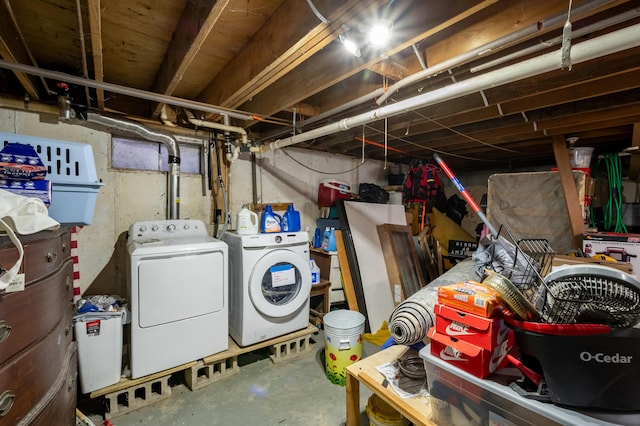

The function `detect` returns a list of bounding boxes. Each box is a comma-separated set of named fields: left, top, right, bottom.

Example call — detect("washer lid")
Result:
left=128, top=236, right=227, bottom=256
left=248, top=249, right=311, bottom=318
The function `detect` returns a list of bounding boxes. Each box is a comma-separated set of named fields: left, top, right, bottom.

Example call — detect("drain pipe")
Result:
left=58, top=103, right=181, bottom=219
left=184, top=109, right=247, bottom=163
left=254, top=87, right=386, bottom=145
left=252, top=22, right=640, bottom=153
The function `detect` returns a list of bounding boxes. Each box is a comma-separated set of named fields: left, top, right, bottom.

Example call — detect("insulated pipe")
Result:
left=0, top=59, right=255, bottom=121
left=254, top=22, right=640, bottom=153
left=254, top=87, right=386, bottom=144
left=184, top=109, right=246, bottom=163
left=84, top=111, right=181, bottom=220
left=376, top=0, right=615, bottom=105
left=471, top=7, right=640, bottom=73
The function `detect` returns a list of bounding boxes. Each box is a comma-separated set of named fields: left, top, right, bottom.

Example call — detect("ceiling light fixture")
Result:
left=339, top=33, right=361, bottom=57
left=368, top=19, right=393, bottom=47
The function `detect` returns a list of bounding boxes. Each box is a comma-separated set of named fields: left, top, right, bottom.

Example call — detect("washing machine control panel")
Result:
left=129, top=219, right=209, bottom=242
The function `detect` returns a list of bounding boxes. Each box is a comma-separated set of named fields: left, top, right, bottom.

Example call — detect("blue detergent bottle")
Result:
left=282, top=204, right=301, bottom=232
left=261, top=204, right=282, bottom=233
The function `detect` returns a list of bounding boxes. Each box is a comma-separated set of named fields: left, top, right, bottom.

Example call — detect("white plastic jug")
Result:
left=237, top=205, right=259, bottom=235
left=310, top=259, right=321, bottom=284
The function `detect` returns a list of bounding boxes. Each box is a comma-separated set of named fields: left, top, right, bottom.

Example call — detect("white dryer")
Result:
left=127, top=219, right=228, bottom=379
left=221, top=231, right=311, bottom=346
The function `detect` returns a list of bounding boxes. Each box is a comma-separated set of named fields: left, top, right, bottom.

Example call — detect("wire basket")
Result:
left=543, top=265, right=640, bottom=328
left=534, top=279, right=592, bottom=324
left=479, top=225, right=554, bottom=303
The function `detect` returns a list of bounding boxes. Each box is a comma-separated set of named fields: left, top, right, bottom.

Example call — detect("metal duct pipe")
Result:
left=376, top=0, right=615, bottom=105
left=0, top=59, right=255, bottom=121
left=254, top=22, right=640, bottom=154
left=84, top=111, right=181, bottom=219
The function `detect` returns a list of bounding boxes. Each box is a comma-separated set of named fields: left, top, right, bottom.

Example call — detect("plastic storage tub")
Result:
left=420, top=344, right=640, bottom=426
left=0, top=132, right=104, bottom=226
left=73, top=311, right=124, bottom=393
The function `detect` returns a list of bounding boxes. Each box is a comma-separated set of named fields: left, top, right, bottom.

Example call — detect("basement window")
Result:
left=112, top=137, right=201, bottom=174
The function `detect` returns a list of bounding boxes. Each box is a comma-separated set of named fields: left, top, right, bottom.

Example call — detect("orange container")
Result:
left=437, top=281, right=501, bottom=317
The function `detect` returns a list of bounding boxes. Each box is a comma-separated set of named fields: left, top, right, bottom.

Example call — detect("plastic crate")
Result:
left=0, top=132, right=104, bottom=226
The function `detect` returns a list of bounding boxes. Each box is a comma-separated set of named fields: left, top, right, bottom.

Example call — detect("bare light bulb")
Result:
left=368, top=20, right=392, bottom=47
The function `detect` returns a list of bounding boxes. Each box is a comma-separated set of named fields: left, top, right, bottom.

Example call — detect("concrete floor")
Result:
left=77, top=329, right=381, bottom=426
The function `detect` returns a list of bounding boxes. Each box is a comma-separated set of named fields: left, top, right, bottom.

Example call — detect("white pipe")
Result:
left=255, top=87, right=386, bottom=144
left=184, top=110, right=248, bottom=146
left=160, top=104, right=177, bottom=127
left=255, top=23, right=640, bottom=153
left=0, top=59, right=256, bottom=121
left=471, top=7, right=640, bottom=73
left=184, top=109, right=246, bottom=163
left=376, top=0, right=615, bottom=105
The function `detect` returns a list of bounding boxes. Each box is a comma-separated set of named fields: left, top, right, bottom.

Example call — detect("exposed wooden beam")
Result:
left=0, top=0, right=40, bottom=99
left=199, top=0, right=389, bottom=110
left=150, top=0, right=231, bottom=117
left=238, top=0, right=497, bottom=118
left=630, top=122, right=640, bottom=179
left=87, top=0, right=104, bottom=109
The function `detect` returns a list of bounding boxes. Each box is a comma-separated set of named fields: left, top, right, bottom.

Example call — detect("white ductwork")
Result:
left=184, top=109, right=248, bottom=163
left=253, top=22, right=640, bottom=154
left=58, top=106, right=181, bottom=220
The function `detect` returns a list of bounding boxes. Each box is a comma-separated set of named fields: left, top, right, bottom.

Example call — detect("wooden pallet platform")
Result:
left=90, top=323, right=319, bottom=419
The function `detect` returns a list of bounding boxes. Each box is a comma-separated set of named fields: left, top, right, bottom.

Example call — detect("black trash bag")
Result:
left=446, top=194, right=468, bottom=225
left=358, top=183, right=389, bottom=204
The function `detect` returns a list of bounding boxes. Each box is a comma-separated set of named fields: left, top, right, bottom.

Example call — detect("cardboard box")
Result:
left=427, top=327, right=513, bottom=379
left=0, top=142, right=47, bottom=180
left=437, top=281, right=501, bottom=317
left=434, top=303, right=512, bottom=351
left=583, top=232, right=640, bottom=278
left=0, top=178, right=51, bottom=205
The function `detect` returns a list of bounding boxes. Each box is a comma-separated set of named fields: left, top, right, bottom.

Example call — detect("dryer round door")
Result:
left=248, top=248, right=311, bottom=318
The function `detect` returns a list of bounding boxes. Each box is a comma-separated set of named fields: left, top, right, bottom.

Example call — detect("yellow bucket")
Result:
left=366, top=394, right=410, bottom=426
left=323, top=309, right=365, bottom=386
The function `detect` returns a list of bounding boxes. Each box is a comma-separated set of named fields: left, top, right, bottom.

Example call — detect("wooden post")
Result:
left=552, top=135, right=585, bottom=249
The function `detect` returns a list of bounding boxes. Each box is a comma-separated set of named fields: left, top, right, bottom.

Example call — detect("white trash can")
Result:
left=73, top=310, right=124, bottom=393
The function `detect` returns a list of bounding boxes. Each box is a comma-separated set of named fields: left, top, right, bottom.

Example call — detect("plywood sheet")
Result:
left=343, top=201, right=407, bottom=332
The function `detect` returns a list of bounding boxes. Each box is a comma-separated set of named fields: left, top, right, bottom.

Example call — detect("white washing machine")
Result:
left=127, top=219, right=228, bottom=379
left=221, top=231, right=311, bottom=347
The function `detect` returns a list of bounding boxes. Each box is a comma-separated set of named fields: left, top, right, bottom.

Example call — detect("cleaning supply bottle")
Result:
left=321, top=227, right=337, bottom=251
left=237, top=204, right=259, bottom=235
left=313, top=227, right=322, bottom=248
left=260, top=204, right=282, bottom=233
left=310, top=259, right=321, bottom=284
left=282, top=204, right=301, bottom=232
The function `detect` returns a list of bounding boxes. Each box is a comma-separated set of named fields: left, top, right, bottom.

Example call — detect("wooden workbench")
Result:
left=345, top=345, right=436, bottom=426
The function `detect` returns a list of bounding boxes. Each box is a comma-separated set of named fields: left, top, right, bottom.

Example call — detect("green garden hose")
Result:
left=596, top=152, right=627, bottom=233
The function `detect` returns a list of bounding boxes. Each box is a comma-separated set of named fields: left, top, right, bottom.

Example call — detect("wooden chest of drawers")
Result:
left=0, top=228, right=77, bottom=425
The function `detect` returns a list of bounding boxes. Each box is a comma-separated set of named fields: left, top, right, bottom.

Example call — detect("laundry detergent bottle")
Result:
left=237, top=204, right=259, bottom=235
left=261, top=204, right=282, bottom=233
left=282, top=204, right=301, bottom=232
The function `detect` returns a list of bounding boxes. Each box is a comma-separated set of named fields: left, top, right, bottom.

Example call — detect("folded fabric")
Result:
left=0, top=189, right=60, bottom=290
